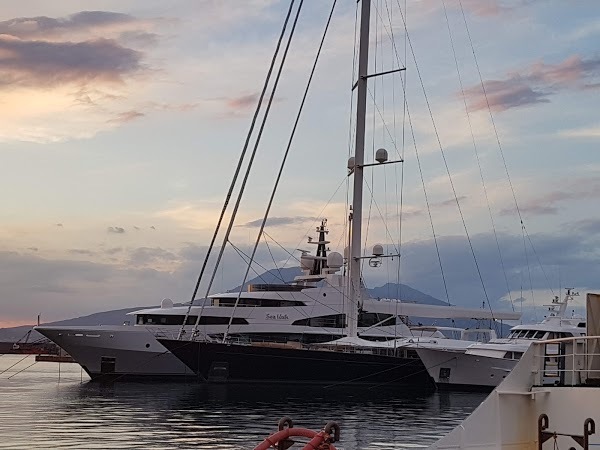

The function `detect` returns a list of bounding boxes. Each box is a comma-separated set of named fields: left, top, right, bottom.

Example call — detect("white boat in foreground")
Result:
left=429, top=292, right=600, bottom=449
left=416, top=288, right=586, bottom=390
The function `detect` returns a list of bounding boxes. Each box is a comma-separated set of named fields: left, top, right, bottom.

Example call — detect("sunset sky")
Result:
left=1, top=0, right=599, bottom=327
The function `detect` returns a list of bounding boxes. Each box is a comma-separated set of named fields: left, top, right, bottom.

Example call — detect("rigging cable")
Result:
left=178, top=0, right=298, bottom=339
left=193, top=0, right=305, bottom=341
left=396, top=2, right=494, bottom=319
left=375, top=0, right=452, bottom=307
left=458, top=0, right=554, bottom=297
left=440, top=0, right=514, bottom=312
left=223, top=0, right=340, bottom=340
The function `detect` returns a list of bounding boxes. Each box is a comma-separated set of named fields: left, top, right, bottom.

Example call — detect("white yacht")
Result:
left=416, top=288, right=586, bottom=390
left=35, top=221, right=518, bottom=381
left=429, top=292, right=600, bottom=449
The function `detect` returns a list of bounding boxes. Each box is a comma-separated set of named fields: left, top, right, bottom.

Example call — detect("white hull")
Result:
left=417, top=347, right=517, bottom=390
left=36, top=326, right=194, bottom=380
left=430, top=339, right=600, bottom=449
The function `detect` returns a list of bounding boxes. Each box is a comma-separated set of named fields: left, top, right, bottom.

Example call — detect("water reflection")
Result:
left=0, top=356, right=486, bottom=449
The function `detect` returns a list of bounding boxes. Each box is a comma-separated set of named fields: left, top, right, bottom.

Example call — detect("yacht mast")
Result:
left=348, top=0, right=371, bottom=338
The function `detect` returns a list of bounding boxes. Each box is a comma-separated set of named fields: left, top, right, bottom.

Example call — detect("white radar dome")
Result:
left=300, top=254, right=314, bottom=271
left=327, top=252, right=343, bottom=269
left=372, top=243, right=384, bottom=257
left=161, top=298, right=174, bottom=309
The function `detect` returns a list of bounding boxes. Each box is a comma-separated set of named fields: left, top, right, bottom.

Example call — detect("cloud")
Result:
left=558, top=124, right=600, bottom=139
left=0, top=10, right=177, bottom=142
left=500, top=176, right=600, bottom=216
left=128, top=247, right=179, bottom=266
left=0, top=36, right=145, bottom=89
left=227, top=93, right=259, bottom=110
left=27, top=247, right=38, bottom=252
left=68, top=249, right=96, bottom=256
left=572, top=218, right=600, bottom=235
left=55, top=223, right=63, bottom=227
left=107, top=110, right=145, bottom=124
left=104, top=247, right=123, bottom=255
left=432, top=196, right=467, bottom=208
left=239, top=216, right=318, bottom=228
left=0, top=11, right=143, bottom=40
left=107, top=226, right=126, bottom=234
left=464, top=55, right=600, bottom=112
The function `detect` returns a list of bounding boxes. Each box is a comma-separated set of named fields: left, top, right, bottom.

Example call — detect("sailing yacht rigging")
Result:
left=158, top=0, right=519, bottom=386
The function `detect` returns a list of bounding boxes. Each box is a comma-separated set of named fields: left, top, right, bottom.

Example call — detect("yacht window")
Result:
left=135, top=314, right=248, bottom=326
left=214, top=297, right=305, bottom=307
left=533, top=331, right=545, bottom=339
left=578, top=322, right=586, bottom=328
left=525, top=330, right=536, bottom=339
left=515, top=330, right=526, bottom=338
left=502, top=352, right=512, bottom=359
left=358, top=312, right=394, bottom=328
left=293, top=314, right=346, bottom=328
left=513, top=352, right=523, bottom=360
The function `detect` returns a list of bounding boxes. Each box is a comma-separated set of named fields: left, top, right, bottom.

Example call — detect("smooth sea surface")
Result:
left=0, top=355, right=487, bottom=449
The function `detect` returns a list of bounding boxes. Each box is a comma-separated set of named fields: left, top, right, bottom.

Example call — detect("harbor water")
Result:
left=0, top=355, right=487, bottom=449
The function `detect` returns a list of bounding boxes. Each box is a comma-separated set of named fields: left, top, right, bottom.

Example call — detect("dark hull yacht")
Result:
left=158, top=338, right=432, bottom=388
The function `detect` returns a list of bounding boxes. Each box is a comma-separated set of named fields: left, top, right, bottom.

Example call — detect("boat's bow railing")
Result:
left=532, top=336, right=600, bottom=387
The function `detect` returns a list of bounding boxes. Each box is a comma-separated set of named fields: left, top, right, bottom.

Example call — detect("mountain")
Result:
left=367, top=283, right=448, bottom=306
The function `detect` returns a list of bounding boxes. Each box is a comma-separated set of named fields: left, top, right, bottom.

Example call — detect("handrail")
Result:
left=531, top=336, right=600, bottom=387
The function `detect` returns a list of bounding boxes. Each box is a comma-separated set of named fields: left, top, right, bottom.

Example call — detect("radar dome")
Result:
left=300, top=254, right=314, bottom=271
left=375, top=148, right=388, bottom=163
left=347, top=156, right=355, bottom=172
left=327, top=252, right=343, bottom=269
left=161, top=298, right=174, bottom=309
left=372, top=243, right=384, bottom=257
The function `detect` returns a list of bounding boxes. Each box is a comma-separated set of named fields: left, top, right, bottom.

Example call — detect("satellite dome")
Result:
left=161, top=298, right=174, bottom=309
left=347, top=156, right=355, bottom=171
left=372, top=243, right=384, bottom=257
left=300, top=254, right=314, bottom=271
left=375, top=148, right=388, bottom=163
left=327, top=252, right=343, bottom=269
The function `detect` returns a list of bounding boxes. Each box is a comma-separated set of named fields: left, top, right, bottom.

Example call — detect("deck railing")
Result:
left=532, top=336, right=600, bottom=387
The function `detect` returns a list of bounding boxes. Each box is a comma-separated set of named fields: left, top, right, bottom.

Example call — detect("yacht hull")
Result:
left=416, top=347, right=517, bottom=391
left=158, top=338, right=435, bottom=388
left=35, top=326, right=194, bottom=381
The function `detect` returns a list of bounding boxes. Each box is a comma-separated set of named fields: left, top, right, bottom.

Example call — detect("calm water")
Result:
left=0, top=355, right=487, bottom=449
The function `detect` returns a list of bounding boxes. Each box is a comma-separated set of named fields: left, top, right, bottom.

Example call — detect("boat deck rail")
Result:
left=532, top=336, right=600, bottom=387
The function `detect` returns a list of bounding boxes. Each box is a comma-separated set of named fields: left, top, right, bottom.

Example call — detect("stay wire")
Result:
left=397, top=3, right=495, bottom=320
left=196, top=0, right=304, bottom=341
left=441, top=0, right=514, bottom=312
left=224, top=0, right=337, bottom=341
left=178, top=0, right=298, bottom=339
left=458, top=0, right=554, bottom=297
left=377, top=0, right=450, bottom=306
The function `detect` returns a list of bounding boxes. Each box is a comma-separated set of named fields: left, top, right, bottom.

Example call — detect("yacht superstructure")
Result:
left=35, top=222, right=517, bottom=380
left=417, top=289, right=586, bottom=390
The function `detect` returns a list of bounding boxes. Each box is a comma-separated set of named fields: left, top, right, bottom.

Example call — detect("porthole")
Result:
left=145, top=343, right=150, bottom=348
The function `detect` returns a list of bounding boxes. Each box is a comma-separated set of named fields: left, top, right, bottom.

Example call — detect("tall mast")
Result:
left=348, top=0, right=371, bottom=338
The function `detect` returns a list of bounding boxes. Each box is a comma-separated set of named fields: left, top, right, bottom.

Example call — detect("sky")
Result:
left=0, top=0, right=599, bottom=327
